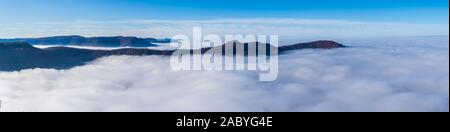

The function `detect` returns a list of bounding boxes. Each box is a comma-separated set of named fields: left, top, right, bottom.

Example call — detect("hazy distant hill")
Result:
left=144, top=38, right=173, bottom=43
left=0, top=41, right=345, bottom=71
left=0, top=35, right=159, bottom=47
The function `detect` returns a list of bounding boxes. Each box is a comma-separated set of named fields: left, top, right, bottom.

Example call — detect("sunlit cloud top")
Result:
left=0, top=18, right=448, bottom=39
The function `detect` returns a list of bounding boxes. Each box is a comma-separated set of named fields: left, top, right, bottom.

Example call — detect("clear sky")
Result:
left=0, top=0, right=448, bottom=38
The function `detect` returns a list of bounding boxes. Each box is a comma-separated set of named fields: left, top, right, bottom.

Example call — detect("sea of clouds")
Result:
left=1, top=18, right=448, bottom=39
left=0, top=36, right=448, bottom=112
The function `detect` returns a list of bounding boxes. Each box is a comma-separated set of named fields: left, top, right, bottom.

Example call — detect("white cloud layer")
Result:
left=0, top=36, right=448, bottom=112
left=0, top=18, right=448, bottom=39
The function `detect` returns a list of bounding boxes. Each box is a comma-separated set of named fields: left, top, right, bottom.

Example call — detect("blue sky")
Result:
left=0, top=0, right=448, bottom=38
left=0, top=0, right=448, bottom=23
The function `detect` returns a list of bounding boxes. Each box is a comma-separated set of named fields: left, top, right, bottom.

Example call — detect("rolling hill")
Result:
left=0, top=40, right=345, bottom=71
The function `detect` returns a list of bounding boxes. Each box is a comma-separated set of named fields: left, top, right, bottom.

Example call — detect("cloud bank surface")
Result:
left=1, top=18, right=448, bottom=39
left=0, top=37, right=448, bottom=112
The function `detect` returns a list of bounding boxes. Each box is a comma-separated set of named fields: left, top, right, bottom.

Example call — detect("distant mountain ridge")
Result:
left=0, top=40, right=345, bottom=71
left=0, top=35, right=175, bottom=47
left=144, top=38, right=172, bottom=43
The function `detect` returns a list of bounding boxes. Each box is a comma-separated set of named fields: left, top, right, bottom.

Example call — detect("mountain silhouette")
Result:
left=0, top=40, right=345, bottom=71
left=0, top=36, right=158, bottom=47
